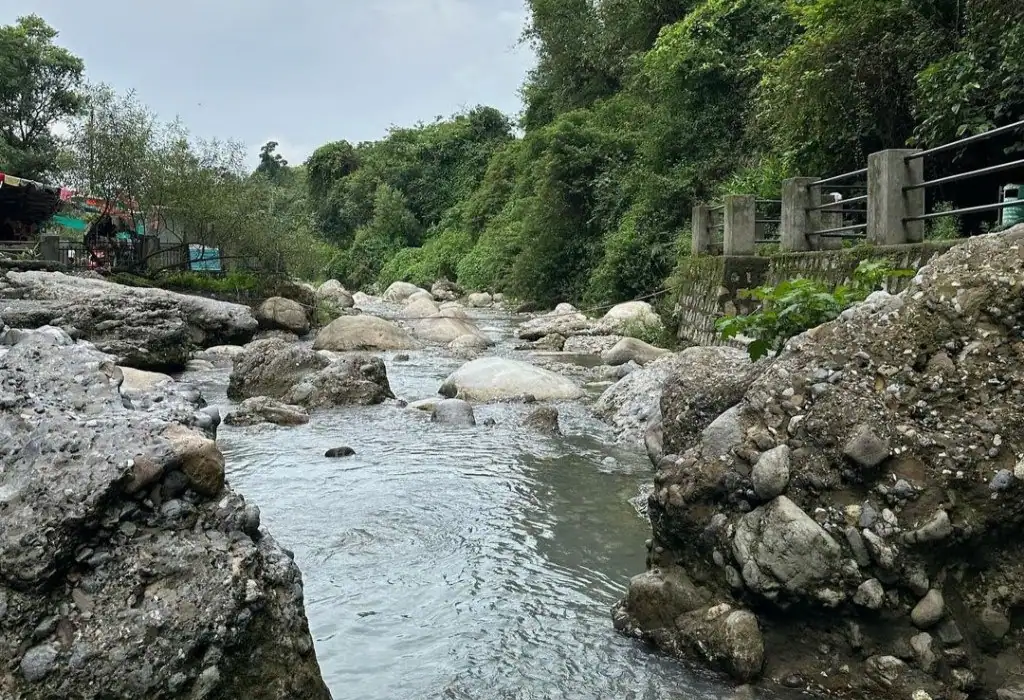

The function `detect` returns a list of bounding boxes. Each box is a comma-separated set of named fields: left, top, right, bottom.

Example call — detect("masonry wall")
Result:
left=672, top=241, right=957, bottom=347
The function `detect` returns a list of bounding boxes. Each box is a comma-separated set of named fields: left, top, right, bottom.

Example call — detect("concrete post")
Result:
left=814, top=189, right=845, bottom=251
left=691, top=204, right=711, bottom=255
left=723, top=194, right=756, bottom=256
left=867, top=149, right=924, bottom=245
left=140, top=235, right=158, bottom=270
left=781, top=177, right=821, bottom=251
left=40, top=234, right=60, bottom=263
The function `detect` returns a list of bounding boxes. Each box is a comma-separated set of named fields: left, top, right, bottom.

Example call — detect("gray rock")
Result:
left=224, top=396, right=310, bottom=427
left=909, top=632, right=937, bottom=674
left=0, top=339, right=332, bottom=699
left=997, top=686, right=1024, bottom=700
left=675, top=604, right=764, bottom=682
left=702, top=406, right=745, bottom=460
left=902, top=510, right=953, bottom=545
left=601, top=337, right=670, bottom=367
left=731, top=496, right=843, bottom=602
left=255, top=297, right=310, bottom=336
left=853, top=579, right=885, bottom=610
left=843, top=424, right=890, bottom=468
left=523, top=406, right=561, bottom=435
left=845, top=527, right=871, bottom=567
left=911, top=590, right=945, bottom=629
left=20, top=643, right=58, bottom=682
left=325, top=446, right=355, bottom=458
left=751, top=445, right=790, bottom=500
left=978, top=606, right=1011, bottom=642
left=431, top=399, right=477, bottom=427
left=865, top=655, right=907, bottom=689
left=989, top=469, right=1014, bottom=492
left=0, top=270, right=257, bottom=370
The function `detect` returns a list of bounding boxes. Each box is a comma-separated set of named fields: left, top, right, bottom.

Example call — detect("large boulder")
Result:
left=401, top=297, right=441, bottom=319
left=0, top=338, right=331, bottom=700
left=313, top=315, right=419, bottom=351
left=439, top=357, right=584, bottom=402
left=228, top=337, right=393, bottom=408
left=516, top=307, right=609, bottom=341
left=382, top=281, right=426, bottom=303
left=614, top=228, right=1024, bottom=700
left=316, top=279, right=354, bottom=309
left=255, top=296, right=310, bottom=336
left=0, top=270, right=257, bottom=370
left=601, top=337, right=670, bottom=366
left=602, top=300, right=663, bottom=332
left=466, top=292, right=493, bottom=308
left=596, top=348, right=753, bottom=448
left=408, top=315, right=493, bottom=345
left=431, top=278, right=460, bottom=302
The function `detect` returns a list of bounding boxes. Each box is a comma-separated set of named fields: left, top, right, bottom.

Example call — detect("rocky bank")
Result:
left=0, top=327, right=331, bottom=699
left=613, top=228, right=1024, bottom=699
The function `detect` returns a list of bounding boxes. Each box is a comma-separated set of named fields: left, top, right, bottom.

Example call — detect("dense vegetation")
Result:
left=2, top=3, right=1022, bottom=304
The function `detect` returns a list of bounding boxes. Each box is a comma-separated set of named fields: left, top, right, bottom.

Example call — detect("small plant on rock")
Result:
left=716, top=259, right=914, bottom=361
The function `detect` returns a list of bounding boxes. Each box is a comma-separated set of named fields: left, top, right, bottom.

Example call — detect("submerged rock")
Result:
left=224, top=396, right=311, bottom=427
left=325, top=446, right=355, bottom=458
left=614, top=227, right=1024, bottom=700
left=0, top=270, right=257, bottom=370
left=439, top=357, right=584, bottom=402
left=431, top=399, right=477, bottom=426
left=0, top=336, right=331, bottom=700
left=523, top=406, right=562, bottom=435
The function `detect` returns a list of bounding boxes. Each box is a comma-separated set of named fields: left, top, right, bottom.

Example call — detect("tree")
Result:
left=0, top=15, right=85, bottom=179
left=255, top=140, right=288, bottom=182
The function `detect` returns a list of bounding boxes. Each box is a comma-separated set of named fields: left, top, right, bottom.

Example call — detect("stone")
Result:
left=466, top=292, right=493, bottom=308
left=0, top=339, right=331, bottom=699
left=448, top=333, right=492, bottom=352
left=843, top=424, right=891, bottom=468
left=430, top=278, right=460, bottom=302
left=408, top=315, right=491, bottom=345
left=325, top=446, right=355, bottom=458
left=523, top=406, right=561, bottom=435
left=431, top=399, right=477, bottom=427
left=978, top=606, right=1011, bottom=642
left=702, top=406, right=745, bottom=460
left=911, top=590, right=945, bottom=629
left=910, top=633, right=937, bottom=674
left=989, top=469, right=1014, bottom=492
left=255, top=297, right=310, bottom=336
left=601, top=301, right=663, bottom=332
left=675, top=606, right=765, bottom=682
left=401, top=296, right=440, bottom=319
left=20, top=643, right=58, bottom=682
left=751, top=445, right=790, bottom=500
left=998, top=686, right=1024, bottom=700
left=314, top=315, right=419, bottom=351
left=439, top=357, right=584, bottom=402
left=865, top=655, right=907, bottom=689
left=601, top=337, right=670, bottom=366
left=118, top=366, right=173, bottom=395
left=731, top=496, right=843, bottom=601
left=853, top=579, right=885, bottom=610
left=224, top=396, right=310, bottom=427
left=0, top=271, right=257, bottom=371
left=315, top=279, right=354, bottom=309
left=382, top=281, right=427, bottom=303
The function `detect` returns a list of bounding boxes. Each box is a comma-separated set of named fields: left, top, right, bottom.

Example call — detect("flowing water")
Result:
left=184, top=308, right=736, bottom=700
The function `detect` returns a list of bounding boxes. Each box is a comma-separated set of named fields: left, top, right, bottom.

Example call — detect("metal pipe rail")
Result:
left=906, top=119, right=1024, bottom=161
left=815, top=223, right=867, bottom=236
left=755, top=218, right=782, bottom=224
left=807, top=194, right=868, bottom=211
left=815, top=168, right=868, bottom=187
left=904, top=157, right=1024, bottom=191
left=904, top=199, right=1023, bottom=222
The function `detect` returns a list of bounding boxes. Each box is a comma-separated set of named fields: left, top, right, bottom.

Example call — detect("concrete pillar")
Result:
left=723, top=195, right=755, bottom=256
left=691, top=204, right=711, bottom=255
left=781, top=177, right=820, bottom=251
left=867, top=149, right=924, bottom=245
left=140, top=235, right=158, bottom=270
left=814, top=189, right=845, bottom=251
left=40, top=234, right=60, bottom=263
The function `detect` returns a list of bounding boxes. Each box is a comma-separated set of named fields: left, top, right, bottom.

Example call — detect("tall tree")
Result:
left=255, top=140, right=288, bottom=182
left=0, top=15, right=85, bottom=179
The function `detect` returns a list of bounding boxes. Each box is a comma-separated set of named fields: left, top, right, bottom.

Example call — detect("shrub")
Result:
left=717, top=259, right=914, bottom=360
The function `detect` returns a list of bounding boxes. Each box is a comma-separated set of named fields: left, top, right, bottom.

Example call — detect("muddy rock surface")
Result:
left=0, top=331, right=331, bottom=700
left=0, top=270, right=257, bottom=371
left=614, top=228, right=1024, bottom=700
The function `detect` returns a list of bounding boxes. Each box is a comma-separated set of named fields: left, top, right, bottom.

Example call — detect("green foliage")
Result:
left=377, top=228, right=473, bottom=289
left=255, top=141, right=288, bottom=183
left=717, top=259, right=915, bottom=360
left=158, top=270, right=262, bottom=294
left=0, top=15, right=85, bottom=179
left=926, top=202, right=961, bottom=241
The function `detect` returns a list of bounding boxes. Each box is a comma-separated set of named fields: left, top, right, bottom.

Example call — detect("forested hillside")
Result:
left=305, top=0, right=1024, bottom=305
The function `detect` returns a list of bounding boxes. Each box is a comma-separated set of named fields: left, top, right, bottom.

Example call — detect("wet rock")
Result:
left=523, top=406, right=561, bottom=435
left=431, top=399, right=477, bottom=427
left=911, top=590, right=945, bottom=629
left=751, top=445, right=790, bottom=500
left=601, top=337, right=670, bottom=367
left=224, top=396, right=310, bottom=427
left=645, top=416, right=664, bottom=467
left=325, top=446, right=355, bottom=458
left=163, top=424, right=226, bottom=497
left=843, top=424, right=891, bottom=469
left=228, top=338, right=393, bottom=408
left=20, top=643, right=58, bottom=682
left=989, top=469, right=1014, bottom=492
left=617, top=568, right=706, bottom=632
left=255, top=296, right=310, bottom=336
left=439, top=357, right=584, bottom=402
left=430, top=278, right=460, bottom=302
left=675, top=604, right=764, bottom=682
left=194, top=344, right=245, bottom=367
left=314, top=314, right=419, bottom=351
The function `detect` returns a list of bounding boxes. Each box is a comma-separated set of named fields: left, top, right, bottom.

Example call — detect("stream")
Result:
left=183, top=306, right=735, bottom=700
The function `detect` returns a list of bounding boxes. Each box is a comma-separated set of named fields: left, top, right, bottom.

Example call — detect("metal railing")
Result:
left=755, top=198, right=781, bottom=244
left=807, top=170, right=869, bottom=240
left=903, top=118, right=1024, bottom=226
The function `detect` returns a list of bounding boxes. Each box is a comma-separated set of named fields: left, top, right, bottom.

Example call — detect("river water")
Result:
left=185, top=307, right=735, bottom=700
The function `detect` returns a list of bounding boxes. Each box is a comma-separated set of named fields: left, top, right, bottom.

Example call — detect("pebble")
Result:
left=20, top=643, right=59, bottom=682
left=892, top=479, right=916, bottom=499
left=911, top=589, right=945, bottom=629
left=853, top=579, right=884, bottom=610
left=989, top=469, right=1014, bottom=491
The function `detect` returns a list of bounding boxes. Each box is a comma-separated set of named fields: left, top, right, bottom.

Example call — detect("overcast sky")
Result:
left=6, top=0, right=534, bottom=166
